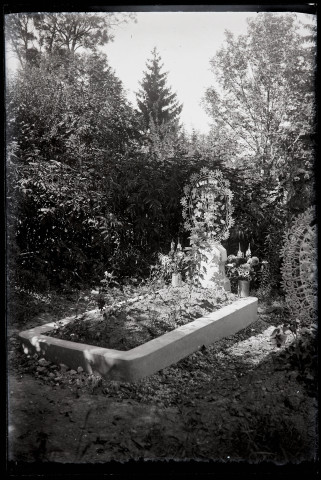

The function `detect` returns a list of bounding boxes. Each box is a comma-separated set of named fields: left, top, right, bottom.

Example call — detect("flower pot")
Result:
left=238, top=280, right=250, bottom=297
left=172, top=273, right=182, bottom=287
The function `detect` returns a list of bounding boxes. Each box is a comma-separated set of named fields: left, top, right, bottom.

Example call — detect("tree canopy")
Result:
left=204, top=14, right=315, bottom=198
left=6, top=12, right=136, bottom=66
left=202, top=13, right=316, bottom=286
left=7, top=51, right=139, bottom=167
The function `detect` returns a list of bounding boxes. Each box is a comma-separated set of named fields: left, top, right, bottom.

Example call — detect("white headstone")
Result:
left=199, top=243, right=230, bottom=291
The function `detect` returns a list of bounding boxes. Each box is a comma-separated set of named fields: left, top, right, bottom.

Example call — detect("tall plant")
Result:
left=203, top=13, right=316, bottom=289
left=6, top=12, right=136, bottom=66
left=136, top=47, right=183, bottom=134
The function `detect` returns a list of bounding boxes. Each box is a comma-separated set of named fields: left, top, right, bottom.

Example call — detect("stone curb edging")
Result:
left=19, top=297, right=258, bottom=382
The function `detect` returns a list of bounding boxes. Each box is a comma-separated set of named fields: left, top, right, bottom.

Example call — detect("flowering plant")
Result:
left=225, top=253, right=268, bottom=292
left=158, top=240, right=188, bottom=275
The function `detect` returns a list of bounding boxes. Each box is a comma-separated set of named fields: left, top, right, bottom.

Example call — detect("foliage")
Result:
left=204, top=13, right=315, bottom=187
left=203, top=13, right=316, bottom=290
left=7, top=288, right=50, bottom=326
left=136, top=47, right=183, bottom=133
left=140, top=119, right=181, bottom=162
left=100, top=141, right=244, bottom=281
left=33, top=12, right=136, bottom=54
left=233, top=406, right=312, bottom=462
left=271, top=321, right=317, bottom=396
left=5, top=14, right=38, bottom=67
left=6, top=18, right=254, bottom=294
left=209, top=163, right=285, bottom=292
left=48, top=281, right=235, bottom=351
left=269, top=206, right=318, bottom=396
left=6, top=12, right=136, bottom=66
left=6, top=12, right=316, bottom=301
left=7, top=118, right=234, bottom=291
left=222, top=159, right=305, bottom=292
left=158, top=240, right=188, bottom=276
left=7, top=51, right=139, bottom=166
left=6, top=49, right=142, bottom=290
left=7, top=158, right=109, bottom=289
left=99, top=271, right=120, bottom=292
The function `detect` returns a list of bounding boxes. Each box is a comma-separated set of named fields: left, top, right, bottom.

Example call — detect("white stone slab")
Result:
left=19, top=297, right=258, bottom=382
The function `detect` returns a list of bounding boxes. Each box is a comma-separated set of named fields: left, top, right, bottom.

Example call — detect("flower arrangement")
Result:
left=158, top=240, right=188, bottom=276
left=181, top=168, right=234, bottom=243
left=225, top=247, right=268, bottom=293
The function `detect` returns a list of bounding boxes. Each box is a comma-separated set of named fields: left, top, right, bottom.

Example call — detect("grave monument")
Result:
left=181, top=168, right=234, bottom=290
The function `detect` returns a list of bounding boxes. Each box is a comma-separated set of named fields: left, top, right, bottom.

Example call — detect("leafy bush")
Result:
left=7, top=158, right=112, bottom=289
left=272, top=323, right=318, bottom=396
left=6, top=52, right=141, bottom=291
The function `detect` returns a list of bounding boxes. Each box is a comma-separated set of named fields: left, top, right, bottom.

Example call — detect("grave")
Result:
left=19, top=297, right=257, bottom=382
left=18, top=167, right=258, bottom=382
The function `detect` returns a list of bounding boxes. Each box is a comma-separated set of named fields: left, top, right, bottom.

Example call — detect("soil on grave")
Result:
left=46, top=285, right=238, bottom=350
left=7, top=290, right=318, bottom=470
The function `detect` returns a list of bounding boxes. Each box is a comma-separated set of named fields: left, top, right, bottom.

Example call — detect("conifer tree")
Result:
left=136, top=47, right=183, bottom=132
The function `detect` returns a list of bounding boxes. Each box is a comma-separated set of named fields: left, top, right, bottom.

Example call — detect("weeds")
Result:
left=271, top=318, right=317, bottom=396
left=232, top=409, right=312, bottom=462
left=75, top=408, right=93, bottom=461
left=47, top=279, right=237, bottom=351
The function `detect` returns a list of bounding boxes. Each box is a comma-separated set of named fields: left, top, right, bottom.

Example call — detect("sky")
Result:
left=103, top=11, right=314, bottom=134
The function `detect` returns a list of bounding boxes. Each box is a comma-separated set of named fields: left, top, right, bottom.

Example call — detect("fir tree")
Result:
left=136, top=47, right=183, bottom=132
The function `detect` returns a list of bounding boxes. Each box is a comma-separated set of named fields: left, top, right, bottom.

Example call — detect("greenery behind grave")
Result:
left=6, top=13, right=315, bottom=300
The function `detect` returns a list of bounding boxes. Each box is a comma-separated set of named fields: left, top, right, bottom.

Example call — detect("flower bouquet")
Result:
left=225, top=251, right=268, bottom=295
left=158, top=241, right=189, bottom=286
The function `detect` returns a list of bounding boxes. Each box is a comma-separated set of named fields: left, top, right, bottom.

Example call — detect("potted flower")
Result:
left=237, top=262, right=251, bottom=297
left=158, top=240, right=187, bottom=287
left=225, top=253, right=268, bottom=297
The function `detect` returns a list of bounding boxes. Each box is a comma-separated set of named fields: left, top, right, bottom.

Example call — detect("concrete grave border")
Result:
left=19, top=296, right=258, bottom=382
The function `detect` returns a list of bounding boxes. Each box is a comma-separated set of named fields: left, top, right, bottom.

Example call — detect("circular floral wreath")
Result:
left=181, top=168, right=234, bottom=242
left=280, top=206, right=317, bottom=324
